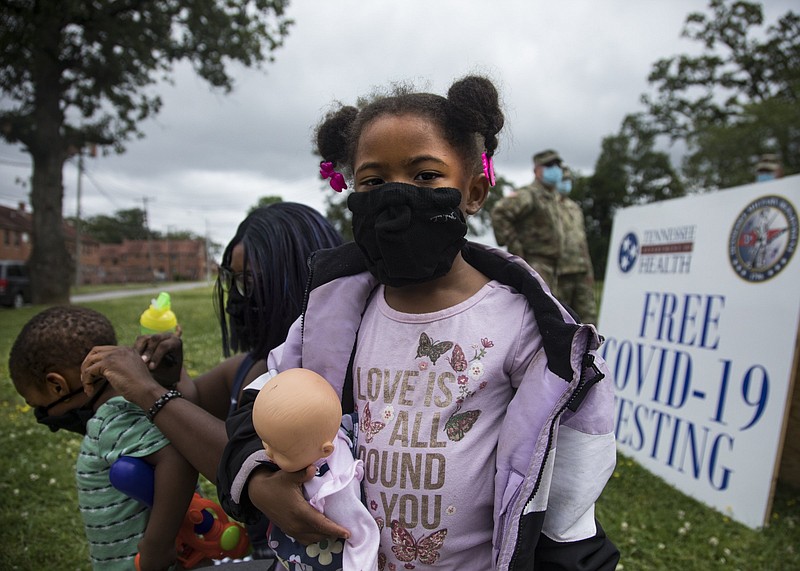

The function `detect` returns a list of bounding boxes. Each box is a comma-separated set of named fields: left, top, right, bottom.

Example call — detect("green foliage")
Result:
left=0, top=0, right=292, bottom=304
left=76, top=208, right=149, bottom=244
left=248, top=195, right=284, bottom=215
left=639, top=0, right=800, bottom=190
left=1, top=285, right=799, bottom=569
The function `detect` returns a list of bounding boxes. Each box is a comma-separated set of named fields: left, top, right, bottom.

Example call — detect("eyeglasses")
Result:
left=218, top=266, right=255, bottom=297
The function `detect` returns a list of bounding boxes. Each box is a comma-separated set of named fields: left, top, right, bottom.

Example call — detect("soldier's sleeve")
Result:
left=491, top=189, right=535, bottom=254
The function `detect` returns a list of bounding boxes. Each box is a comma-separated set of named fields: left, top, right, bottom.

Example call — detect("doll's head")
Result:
left=252, top=368, right=342, bottom=472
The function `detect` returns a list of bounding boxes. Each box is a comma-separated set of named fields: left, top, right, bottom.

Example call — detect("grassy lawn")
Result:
left=1, top=285, right=798, bottom=569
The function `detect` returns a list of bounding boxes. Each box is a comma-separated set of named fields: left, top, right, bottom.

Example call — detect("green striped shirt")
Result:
left=76, top=396, right=169, bottom=569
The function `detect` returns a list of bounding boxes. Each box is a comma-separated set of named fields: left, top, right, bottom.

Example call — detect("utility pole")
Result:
left=143, top=196, right=155, bottom=281
left=74, top=152, right=84, bottom=287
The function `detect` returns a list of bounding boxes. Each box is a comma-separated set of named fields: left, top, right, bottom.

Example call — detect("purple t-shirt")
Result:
left=353, top=281, right=539, bottom=569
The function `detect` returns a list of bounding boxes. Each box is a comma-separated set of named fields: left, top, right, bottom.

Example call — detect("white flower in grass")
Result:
left=13, top=489, right=19, bottom=495
left=620, top=521, right=628, bottom=531
left=49, top=478, right=56, bottom=485
left=29, top=473, right=39, bottom=481
left=658, top=543, right=666, bottom=550
left=708, top=536, right=719, bottom=547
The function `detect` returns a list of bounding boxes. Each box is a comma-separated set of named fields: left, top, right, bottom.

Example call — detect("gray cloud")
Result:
left=1, top=0, right=795, bottom=248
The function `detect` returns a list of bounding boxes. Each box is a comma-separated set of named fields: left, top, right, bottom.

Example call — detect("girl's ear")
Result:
left=465, top=172, right=490, bottom=216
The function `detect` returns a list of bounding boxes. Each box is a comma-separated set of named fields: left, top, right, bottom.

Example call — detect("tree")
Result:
left=576, top=120, right=685, bottom=280
left=249, top=195, right=283, bottom=214
left=639, top=0, right=799, bottom=191
left=72, top=208, right=150, bottom=244
left=0, top=1, right=292, bottom=303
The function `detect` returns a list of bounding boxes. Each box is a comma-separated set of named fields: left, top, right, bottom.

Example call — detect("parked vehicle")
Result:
left=0, top=260, right=31, bottom=308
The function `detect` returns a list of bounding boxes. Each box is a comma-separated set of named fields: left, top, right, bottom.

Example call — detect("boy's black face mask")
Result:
left=347, top=183, right=467, bottom=288
left=34, top=382, right=108, bottom=435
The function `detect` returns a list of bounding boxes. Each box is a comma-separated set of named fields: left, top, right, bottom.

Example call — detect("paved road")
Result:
left=70, top=281, right=211, bottom=303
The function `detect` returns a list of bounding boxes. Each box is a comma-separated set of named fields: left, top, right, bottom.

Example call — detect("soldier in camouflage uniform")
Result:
left=491, top=149, right=564, bottom=290
left=556, top=165, right=597, bottom=324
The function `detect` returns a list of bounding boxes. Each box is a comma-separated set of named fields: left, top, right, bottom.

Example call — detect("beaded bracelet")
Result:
left=145, top=389, right=182, bottom=422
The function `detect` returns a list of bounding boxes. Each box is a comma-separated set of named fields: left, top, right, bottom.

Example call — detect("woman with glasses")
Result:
left=81, top=202, right=343, bottom=562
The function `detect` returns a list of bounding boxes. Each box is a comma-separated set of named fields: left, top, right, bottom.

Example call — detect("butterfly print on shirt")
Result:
left=359, top=402, right=386, bottom=444
left=415, top=332, right=453, bottom=365
left=390, top=519, right=448, bottom=566
left=446, top=343, right=468, bottom=372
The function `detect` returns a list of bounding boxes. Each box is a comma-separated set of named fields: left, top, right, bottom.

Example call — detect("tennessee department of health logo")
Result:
left=729, top=194, right=798, bottom=282
left=618, top=232, right=639, bottom=273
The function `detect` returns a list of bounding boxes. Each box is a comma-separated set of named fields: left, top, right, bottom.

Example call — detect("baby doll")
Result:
left=252, top=368, right=379, bottom=571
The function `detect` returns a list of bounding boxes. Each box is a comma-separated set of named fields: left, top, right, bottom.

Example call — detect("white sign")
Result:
left=597, top=176, right=800, bottom=528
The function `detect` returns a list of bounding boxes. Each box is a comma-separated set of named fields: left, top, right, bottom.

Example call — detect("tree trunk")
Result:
left=30, top=151, right=72, bottom=305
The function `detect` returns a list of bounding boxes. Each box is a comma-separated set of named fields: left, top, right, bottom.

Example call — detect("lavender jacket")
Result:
left=218, top=242, right=619, bottom=570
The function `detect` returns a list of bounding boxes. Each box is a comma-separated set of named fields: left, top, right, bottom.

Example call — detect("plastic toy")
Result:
left=140, top=291, right=178, bottom=334
left=109, top=456, right=250, bottom=569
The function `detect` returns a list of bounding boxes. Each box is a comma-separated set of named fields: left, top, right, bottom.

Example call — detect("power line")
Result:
left=0, top=157, right=31, bottom=168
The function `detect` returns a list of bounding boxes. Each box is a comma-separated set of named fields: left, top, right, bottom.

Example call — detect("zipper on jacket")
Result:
left=566, top=353, right=605, bottom=412
left=299, top=251, right=317, bottom=344
left=508, top=347, right=604, bottom=568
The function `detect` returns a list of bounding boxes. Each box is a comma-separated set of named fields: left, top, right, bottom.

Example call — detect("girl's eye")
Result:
left=361, top=177, right=384, bottom=187
left=416, top=171, right=440, bottom=182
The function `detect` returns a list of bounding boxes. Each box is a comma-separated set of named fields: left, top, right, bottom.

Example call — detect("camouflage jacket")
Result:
left=491, top=179, right=563, bottom=262
left=558, top=195, right=592, bottom=275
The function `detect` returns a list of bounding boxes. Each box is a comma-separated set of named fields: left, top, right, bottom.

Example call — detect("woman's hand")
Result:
left=248, top=466, right=351, bottom=545
left=135, top=328, right=183, bottom=387
left=80, top=345, right=162, bottom=407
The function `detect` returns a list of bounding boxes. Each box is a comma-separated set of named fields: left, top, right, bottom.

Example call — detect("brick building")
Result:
left=95, top=238, right=209, bottom=284
left=0, top=202, right=209, bottom=285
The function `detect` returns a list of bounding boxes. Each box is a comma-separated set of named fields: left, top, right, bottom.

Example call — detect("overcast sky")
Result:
left=0, top=0, right=795, bottom=250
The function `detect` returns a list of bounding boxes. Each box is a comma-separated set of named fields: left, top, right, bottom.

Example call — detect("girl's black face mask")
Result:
left=34, top=382, right=108, bottom=435
left=347, top=183, right=467, bottom=287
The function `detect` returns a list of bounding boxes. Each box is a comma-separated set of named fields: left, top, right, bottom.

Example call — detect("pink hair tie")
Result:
left=320, top=161, right=347, bottom=192
left=482, top=153, right=496, bottom=187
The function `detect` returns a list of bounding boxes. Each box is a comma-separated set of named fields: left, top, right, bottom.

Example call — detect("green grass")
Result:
left=1, top=286, right=799, bottom=570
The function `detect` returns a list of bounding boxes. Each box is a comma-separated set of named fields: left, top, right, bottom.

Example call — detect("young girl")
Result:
left=218, top=75, right=619, bottom=570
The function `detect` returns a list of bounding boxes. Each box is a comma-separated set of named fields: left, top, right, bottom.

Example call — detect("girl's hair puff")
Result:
left=314, top=75, right=504, bottom=180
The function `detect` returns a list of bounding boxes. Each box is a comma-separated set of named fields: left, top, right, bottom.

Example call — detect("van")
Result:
left=0, top=260, right=31, bottom=308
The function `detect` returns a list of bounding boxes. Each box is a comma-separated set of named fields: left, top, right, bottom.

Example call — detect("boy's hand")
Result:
left=249, top=466, right=351, bottom=545
left=135, top=329, right=183, bottom=387
left=137, top=536, right=178, bottom=571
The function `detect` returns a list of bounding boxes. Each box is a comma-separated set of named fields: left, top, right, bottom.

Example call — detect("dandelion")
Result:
left=678, top=527, right=687, bottom=535
left=708, top=536, right=719, bottom=547
left=49, top=478, right=56, bottom=485
left=620, top=521, right=629, bottom=531
left=658, top=543, right=666, bottom=550
left=723, top=548, right=731, bottom=556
